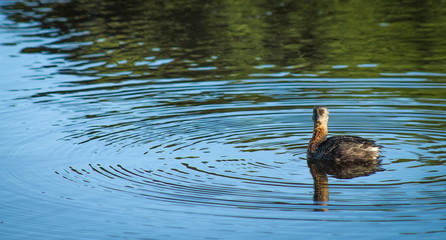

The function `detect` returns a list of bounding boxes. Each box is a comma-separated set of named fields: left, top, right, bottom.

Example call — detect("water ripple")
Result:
left=1, top=1, right=446, bottom=238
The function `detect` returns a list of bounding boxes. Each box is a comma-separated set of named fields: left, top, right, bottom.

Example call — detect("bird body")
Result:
left=307, top=107, right=382, bottom=164
left=312, top=135, right=381, bottom=163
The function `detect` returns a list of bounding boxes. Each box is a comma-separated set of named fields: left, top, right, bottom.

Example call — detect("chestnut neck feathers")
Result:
left=308, top=107, right=329, bottom=156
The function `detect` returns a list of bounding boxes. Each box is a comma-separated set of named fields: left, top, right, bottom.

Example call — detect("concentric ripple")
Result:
left=48, top=74, right=446, bottom=219
left=1, top=1, right=446, bottom=239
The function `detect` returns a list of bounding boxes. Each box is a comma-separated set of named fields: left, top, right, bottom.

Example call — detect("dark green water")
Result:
left=0, top=0, right=445, bottom=239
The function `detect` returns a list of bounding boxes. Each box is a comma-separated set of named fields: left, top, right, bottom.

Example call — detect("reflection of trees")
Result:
left=2, top=0, right=445, bottom=148
left=3, top=0, right=445, bottom=85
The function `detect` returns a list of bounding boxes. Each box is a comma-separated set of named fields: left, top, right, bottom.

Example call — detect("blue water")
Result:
left=0, top=1, right=445, bottom=239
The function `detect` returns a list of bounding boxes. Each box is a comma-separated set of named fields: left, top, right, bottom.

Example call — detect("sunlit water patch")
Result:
left=0, top=1, right=445, bottom=239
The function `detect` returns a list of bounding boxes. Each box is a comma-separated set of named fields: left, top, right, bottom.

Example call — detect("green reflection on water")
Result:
left=1, top=0, right=445, bottom=148
left=3, top=0, right=445, bottom=81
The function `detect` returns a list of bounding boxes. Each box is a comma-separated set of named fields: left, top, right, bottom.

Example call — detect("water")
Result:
left=0, top=0, right=445, bottom=239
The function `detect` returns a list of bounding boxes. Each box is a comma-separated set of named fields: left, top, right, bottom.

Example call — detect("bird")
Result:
left=307, top=106, right=382, bottom=166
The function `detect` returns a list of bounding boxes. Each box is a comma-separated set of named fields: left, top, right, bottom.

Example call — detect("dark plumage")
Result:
left=308, top=106, right=382, bottom=166
left=313, top=135, right=381, bottom=163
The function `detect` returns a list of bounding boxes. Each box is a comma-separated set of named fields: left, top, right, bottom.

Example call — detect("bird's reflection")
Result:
left=308, top=158, right=384, bottom=211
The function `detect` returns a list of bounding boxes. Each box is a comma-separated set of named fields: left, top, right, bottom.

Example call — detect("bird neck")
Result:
left=308, top=122, right=328, bottom=155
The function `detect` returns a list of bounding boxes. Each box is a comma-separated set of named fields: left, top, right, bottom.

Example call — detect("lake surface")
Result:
left=0, top=1, right=445, bottom=239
